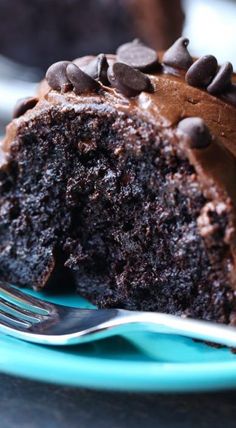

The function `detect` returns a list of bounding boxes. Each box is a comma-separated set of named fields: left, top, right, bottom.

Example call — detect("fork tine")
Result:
left=0, top=297, right=45, bottom=323
left=0, top=281, right=53, bottom=315
left=0, top=308, right=32, bottom=331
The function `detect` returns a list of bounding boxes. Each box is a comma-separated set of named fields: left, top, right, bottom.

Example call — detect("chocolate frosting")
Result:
left=2, top=53, right=236, bottom=185
left=1, top=54, right=236, bottom=196
left=1, top=48, right=236, bottom=284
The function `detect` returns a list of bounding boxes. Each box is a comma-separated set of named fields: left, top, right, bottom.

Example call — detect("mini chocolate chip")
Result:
left=77, top=54, right=109, bottom=85
left=78, top=58, right=98, bottom=80
left=207, top=62, right=233, bottom=95
left=117, top=39, right=159, bottom=72
left=220, top=84, right=236, bottom=107
left=73, top=55, right=95, bottom=69
left=66, top=63, right=100, bottom=94
left=108, top=62, right=152, bottom=97
left=162, top=37, right=193, bottom=70
left=185, top=55, right=218, bottom=88
left=97, top=54, right=109, bottom=85
left=46, top=61, right=72, bottom=92
left=116, top=39, right=141, bottom=54
left=177, top=117, right=212, bottom=149
left=13, top=96, right=38, bottom=119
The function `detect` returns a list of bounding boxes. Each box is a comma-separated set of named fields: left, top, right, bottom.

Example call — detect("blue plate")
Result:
left=1, top=290, right=236, bottom=392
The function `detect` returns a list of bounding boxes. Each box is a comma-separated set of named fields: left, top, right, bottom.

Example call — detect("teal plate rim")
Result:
left=1, top=290, right=236, bottom=392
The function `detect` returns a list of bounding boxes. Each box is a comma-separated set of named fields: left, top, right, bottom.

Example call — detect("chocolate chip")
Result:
left=66, top=63, right=101, bottom=94
left=207, top=62, right=233, bottom=95
left=116, top=39, right=141, bottom=54
left=83, top=54, right=109, bottom=83
left=117, top=39, right=159, bottom=72
left=97, top=54, right=109, bottom=85
left=46, top=61, right=72, bottom=92
left=13, top=97, right=38, bottom=119
left=108, top=62, right=153, bottom=97
left=185, top=55, right=218, bottom=88
left=162, top=37, right=193, bottom=70
left=220, top=84, right=236, bottom=107
left=105, top=54, right=116, bottom=67
left=73, top=56, right=95, bottom=69
left=74, top=55, right=115, bottom=72
left=177, top=117, right=212, bottom=149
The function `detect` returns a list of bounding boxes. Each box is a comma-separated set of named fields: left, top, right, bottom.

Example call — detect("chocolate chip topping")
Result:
left=221, top=84, right=236, bottom=107
left=116, top=39, right=140, bottom=54
left=207, top=62, right=233, bottom=95
left=186, top=55, right=218, bottom=88
left=97, top=54, right=110, bottom=85
left=162, top=37, right=193, bottom=70
left=46, top=61, right=72, bottom=92
left=177, top=117, right=212, bottom=149
left=78, top=58, right=98, bottom=79
left=117, top=39, right=159, bottom=72
left=13, top=96, right=38, bottom=119
left=44, top=37, right=235, bottom=109
left=66, top=63, right=101, bottom=95
left=108, top=62, right=153, bottom=97
left=73, top=54, right=109, bottom=86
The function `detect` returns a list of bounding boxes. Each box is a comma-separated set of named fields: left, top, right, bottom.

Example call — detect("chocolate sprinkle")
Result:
left=66, top=63, right=100, bottom=95
left=177, top=117, right=212, bottom=149
left=46, top=61, right=72, bottom=92
left=108, top=62, right=153, bottom=97
left=162, top=37, right=193, bottom=70
left=13, top=96, right=38, bottom=119
left=186, top=55, right=218, bottom=88
left=117, top=39, right=159, bottom=72
left=220, top=84, right=236, bottom=107
left=207, top=62, right=233, bottom=95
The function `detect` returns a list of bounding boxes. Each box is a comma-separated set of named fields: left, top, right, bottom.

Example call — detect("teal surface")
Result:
left=1, top=290, right=236, bottom=392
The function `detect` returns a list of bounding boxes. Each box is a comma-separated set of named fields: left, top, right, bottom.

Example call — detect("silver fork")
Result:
left=1, top=280, right=236, bottom=347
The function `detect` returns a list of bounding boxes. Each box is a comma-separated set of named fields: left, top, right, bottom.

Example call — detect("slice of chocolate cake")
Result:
left=1, top=38, right=236, bottom=324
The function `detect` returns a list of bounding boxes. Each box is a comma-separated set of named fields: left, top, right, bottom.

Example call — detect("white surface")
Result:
left=183, top=0, right=236, bottom=65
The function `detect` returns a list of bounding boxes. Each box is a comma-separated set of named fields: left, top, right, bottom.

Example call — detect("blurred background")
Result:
left=0, top=0, right=235, bottom=133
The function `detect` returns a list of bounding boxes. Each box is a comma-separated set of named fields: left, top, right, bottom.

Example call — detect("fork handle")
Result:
left=114, top=310, right=236, bottom=348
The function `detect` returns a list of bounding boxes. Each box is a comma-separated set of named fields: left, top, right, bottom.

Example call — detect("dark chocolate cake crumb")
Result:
left=1, top=104, right=234, bottom=323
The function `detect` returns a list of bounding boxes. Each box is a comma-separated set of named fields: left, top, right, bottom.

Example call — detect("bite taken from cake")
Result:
left=0, top=37, right=236, bottom=325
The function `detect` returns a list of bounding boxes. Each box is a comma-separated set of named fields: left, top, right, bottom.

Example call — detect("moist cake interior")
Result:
left=0, top=104, right=234, bottom=323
